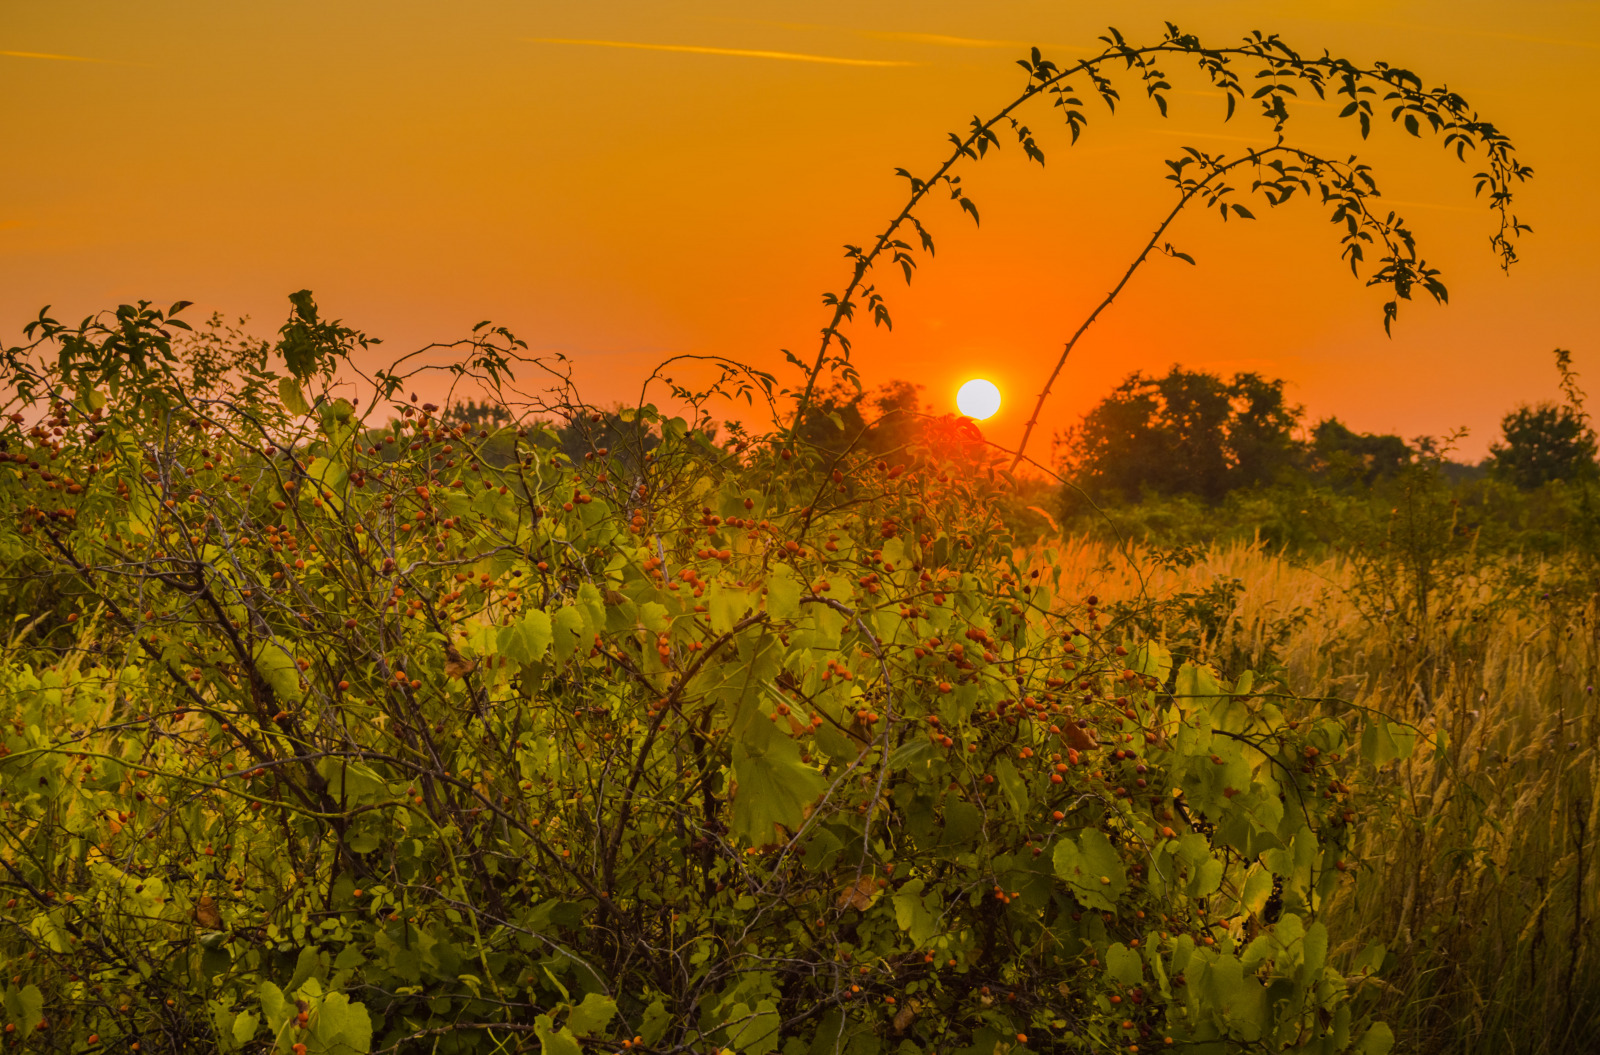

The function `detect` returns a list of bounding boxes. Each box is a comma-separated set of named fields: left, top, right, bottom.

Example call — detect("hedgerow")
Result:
left=0, top=292, right=1415, bottom=1055
left=1, top=19, right=1533, bottom=1053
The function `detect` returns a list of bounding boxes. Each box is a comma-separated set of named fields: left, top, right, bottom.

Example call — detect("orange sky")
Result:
left=3, top=2, right=1598, bottom=461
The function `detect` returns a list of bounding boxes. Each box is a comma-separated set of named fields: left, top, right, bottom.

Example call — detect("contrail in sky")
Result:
left=524, top=38, right=914, bottom=67
left=1, top=49, right=112, bottom=63
left=860, top=31, right=1028, bottom=48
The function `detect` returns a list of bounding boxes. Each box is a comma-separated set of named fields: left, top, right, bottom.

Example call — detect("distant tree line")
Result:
left=430, top=360, right=1596, bottom=508
left=1056, top=362, right=1597, bottom=504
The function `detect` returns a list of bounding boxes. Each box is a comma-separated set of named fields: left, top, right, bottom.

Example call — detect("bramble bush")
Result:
left=0, top=294, right=1414, bottom=1055
left=1, top=20, right=1533, bottom=1054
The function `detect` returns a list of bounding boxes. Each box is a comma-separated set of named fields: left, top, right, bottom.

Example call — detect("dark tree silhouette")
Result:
left=1488, top=402, right=1598, bottom=488
left=1061, top=366, right=1301, bottom=502
left=1311, top=417, right=1414, bottom=486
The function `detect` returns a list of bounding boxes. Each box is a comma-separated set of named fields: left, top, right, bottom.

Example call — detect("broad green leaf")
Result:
left=306, top=457, right=348, bottom=511
left=710, top=582, right=753, bottom=634
left=1362, top=718, right=1417, bottom=766
left=577, top=582, right=606, bottom=635
left=1105, top=943, right=1143, bottom=987
left=258, top=981, right=291, bottom=1036
left=535, top=1014, right=583, bottom=1055
left=498, top=610, right=553, bottom=664
left=1355, top=1022, right=1395, bottom=1055
left=252, top=643, right=304, bottom=702
left=1176, top=662, right=1222, bottom=704
left=1237, top=865, right=1274, bottom=917
left=309, top=992, right=373, bottom=1054
left=1053, top=829, right=1127, bottom=911
left=891, top=879, right=941, bottom=945
left=567, top=993, right=617, bottom=1036
left=767, top=564, right=802, bottom=621
left=993, top=756, right=1029, bottom=822
left=551, top=606, right=587, bottom=662
left=1131, top=641, right=1172, bottom=683
left=640, top=999, right=671, bottom=1045
left=814, top=723, right=863, bottom=763
left=638, top=601, right=670, bottom=633
left=1300, top=921, right=1329, bottom=985
left=940, top=800, right=981, bottom=846
left=232, top=1010, right=259, bottom=1048
left=725, top=999, right=781, bottom=1055
left=732, top=714, right=825, bottom=844
left=279, top=377, right=311, bottom=416
left=15, top=984, right=42, bottom=1035
left=1199, top=953, right=1268, bottom=1042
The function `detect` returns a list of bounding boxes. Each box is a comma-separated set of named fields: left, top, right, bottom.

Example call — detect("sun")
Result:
left=956, top=378, right=1002, bottom=420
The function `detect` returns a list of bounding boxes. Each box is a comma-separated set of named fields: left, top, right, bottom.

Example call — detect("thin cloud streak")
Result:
left=860, top=31, right=1030, bottom=49
left=524, top=38, right=914, bottom=67
left=711, top=19, right=1091, bottom=53
left=1, top=49, right=112, bottom=63
left=860, top=30, right=1092, bottom=54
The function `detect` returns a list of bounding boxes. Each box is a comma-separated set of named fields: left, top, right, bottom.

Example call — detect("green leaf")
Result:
left=258, top=981, right=291, bottom=1037
left=567, top=993, right=617, bottom=1037
left=232, top=1010, right=260, bottom=1048
left=1199, top=953, right=1268, bottom=1041
left=551, top=606, right=587, bottom=663
left=317, top=759, right=388, bottom=806
left=1175, top=662, right=1222, bottom=705
left=1105, top=943, right=1143, bottom=987
left=535, top=1014, right=583, bottom=1055
left=1237, top=865, right=1274, bottom=917
left=710, top=582, right=753, bottom=634
left=993, top=756, right=1029, bottom=822
left=1130, top=642, right=1172, bottom=683
left=306, top=457, right=348, bottom=510
left=640, top=999, right=671, bottom=1045
left=1355, top=1022, right=1395, bottom=1055
left=725, top=1000, right=781, bottom=1055
left=278, top=377, right=311, bottom=416
left=1301, top=921, right=1330, bottom=985
left=1052, top=829, right=1128, bottom=911
left=309, top=992, right=373, bottom=1054
left=638, top=602, right=670, bottom=633
left=892, top=879, right=941, bottom=945
left=767, top=564, right=802, bottom=621
left=1362, top=718, right=1416, bottom=766
left=252, top=643, right=304, bottom=702
left=14, top=984, right=43, bottom=1035
left=732, top=714, right=825, bottom=845
left=498, top=610, right=553, bottom=664
left=814, top=723, right=864, bottom=763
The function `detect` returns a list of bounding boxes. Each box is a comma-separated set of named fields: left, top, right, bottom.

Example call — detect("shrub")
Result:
left=0, top=298, right=1416, bottom=1054
left=1487, top=402, right=1598, bottom=489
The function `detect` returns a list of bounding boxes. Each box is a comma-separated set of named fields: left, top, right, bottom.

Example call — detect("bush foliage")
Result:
left=0, top=18, right=1549, bottom=1053
left=0, top=297, right=1421, bottom=1055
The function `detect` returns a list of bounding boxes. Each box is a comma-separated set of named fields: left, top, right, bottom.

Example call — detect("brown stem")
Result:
left=1010, top=147, right=1302, bottom=472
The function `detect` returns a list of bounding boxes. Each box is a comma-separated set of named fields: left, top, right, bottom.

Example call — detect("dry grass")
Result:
left=1028, top=536, right=1600, bottom=1054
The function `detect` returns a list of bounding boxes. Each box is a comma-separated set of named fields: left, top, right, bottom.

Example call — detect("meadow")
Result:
left=1031, top=531, right=1600, bottom=1053
left=2, top=20, right=1586, bottom=1055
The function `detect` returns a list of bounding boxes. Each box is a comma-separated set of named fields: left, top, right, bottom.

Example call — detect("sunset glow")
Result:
left=956, top=378, right=1002, bottom=420
left=1, top=3, right=1596, bottom=458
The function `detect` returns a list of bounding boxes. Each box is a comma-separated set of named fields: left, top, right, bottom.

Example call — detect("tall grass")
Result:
left=1028, top=535, right=1600, bottom=1053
